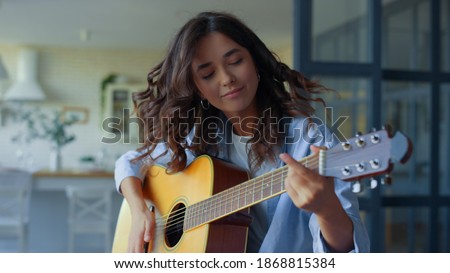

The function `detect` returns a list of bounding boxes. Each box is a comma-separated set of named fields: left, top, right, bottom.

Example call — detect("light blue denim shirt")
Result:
left=114, top=116, right=370, bottom=253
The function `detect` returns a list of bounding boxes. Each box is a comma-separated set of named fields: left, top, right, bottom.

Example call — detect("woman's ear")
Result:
left=196, top=91, right=205, bottom=100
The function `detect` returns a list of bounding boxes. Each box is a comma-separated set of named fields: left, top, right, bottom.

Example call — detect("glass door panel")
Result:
left=442, top=0, right=450, bottom=72
left=312, top=0, right=370, bottom=63
left=440, top=85, right=450, bottom=195
left=382, top=0, right=431, bottom=70
left=384, top=207, right=429, bottom=252
left=382, top=81, right=430, bottom=196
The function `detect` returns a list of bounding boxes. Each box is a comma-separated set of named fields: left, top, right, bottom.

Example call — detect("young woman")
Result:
left=114, top=11, right=370, bottom=253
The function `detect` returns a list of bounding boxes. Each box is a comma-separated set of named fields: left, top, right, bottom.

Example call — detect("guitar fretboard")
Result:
left=183, top=153, right=318, bottom=231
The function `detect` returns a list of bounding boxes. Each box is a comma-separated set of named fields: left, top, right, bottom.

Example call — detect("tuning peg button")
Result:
left=370, top=177, right=378, bottom=189
left=370, top=159, right=380, bottom=169
left=371, top=134, right=380, bottom=144
left=352, top=181, right=363, bottom=193
left=341, top=142, right=351, bottom=151
left=356, top=137, right=366, bottom=147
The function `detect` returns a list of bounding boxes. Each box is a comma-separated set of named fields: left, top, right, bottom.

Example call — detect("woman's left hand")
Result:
left=279, top=146, right=336, bottom=215
left=279, top=146, right=355, bottom=252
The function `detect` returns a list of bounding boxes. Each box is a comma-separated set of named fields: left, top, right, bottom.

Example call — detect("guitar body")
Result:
left=112, top=155, right=251, bottom=253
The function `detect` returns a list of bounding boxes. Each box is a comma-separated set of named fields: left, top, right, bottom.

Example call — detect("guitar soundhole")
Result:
left=165, top=203, right=185, bottom=248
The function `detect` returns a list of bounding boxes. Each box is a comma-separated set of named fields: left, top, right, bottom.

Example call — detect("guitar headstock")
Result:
left=319, top=127, right=413, bottom=191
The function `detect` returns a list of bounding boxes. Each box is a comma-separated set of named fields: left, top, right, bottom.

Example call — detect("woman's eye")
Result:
left=202, top=72, right=214, bottom=80
left=230, top=58, right=243, bottom=65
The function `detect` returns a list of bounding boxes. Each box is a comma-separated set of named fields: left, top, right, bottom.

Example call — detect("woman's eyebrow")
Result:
left=196, top=62, right=211, bottom=71
left=223, top=48, right=241, bottom=58
left=196, top=48, right=242, bottom=72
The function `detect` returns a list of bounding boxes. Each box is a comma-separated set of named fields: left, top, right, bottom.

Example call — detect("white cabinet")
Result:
left=102, top=83, right=146, bottom=144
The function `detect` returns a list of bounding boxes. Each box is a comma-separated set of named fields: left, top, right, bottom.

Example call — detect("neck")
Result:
left=226, top=116, right=259, bottom=137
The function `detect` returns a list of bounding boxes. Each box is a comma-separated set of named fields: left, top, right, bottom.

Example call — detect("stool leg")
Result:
left=105, top=228, right=111, bottom=252
left=19, top=225, right=25, bottom=252
left=68, top=225, right=74, bottom=252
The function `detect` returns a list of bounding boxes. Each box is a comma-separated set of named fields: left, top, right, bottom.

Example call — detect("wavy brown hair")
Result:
left=132, top=11, right=329, bottom=174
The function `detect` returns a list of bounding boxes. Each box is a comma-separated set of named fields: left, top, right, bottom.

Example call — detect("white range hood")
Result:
left=3, top=49, right=46, bottom=101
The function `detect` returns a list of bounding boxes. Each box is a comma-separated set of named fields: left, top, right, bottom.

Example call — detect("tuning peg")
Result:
left=352, top=181, right=363, bottom=193
left=355, top=131, right=363, bottom=137
left=381, top=173, right=392, bottom=185
left=370, top=177, right=378, bottom=189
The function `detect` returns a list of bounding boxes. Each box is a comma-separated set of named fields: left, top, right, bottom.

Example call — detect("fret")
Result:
left=245, top=182, right=251, bottom=207
left=212, top=193, right=217, bottom=220
left=196, top=201, right=201, bottom=226
left=221, top=190, right=226, bottom=215
left=230, top=187, right=235, bottom=212
left=207, top=198, right=213, bottom=222
left=280, top=170, right=285, bottom=191
left=270, top=171, right=274, bottom=196
left=240, top=183, right=245, bottom=207
left=222, top=191, right=227, bottom=217
left=183, top=206, right=189, bottom=231
left=215, top=192, right=221, bottom=220
left=190, top=203, right=197, bottom=228
left=238, top=183, right=245, bottom=209
left=244, top=183, right=248, bottom=207
left=254, top=177, right=262, bottom=203
left=188, top=203, right=194, bottom=229
left=262, top=180, right=270, bottom=199
left=271, top=171, right=279, bottom=194
left=187, top=206, right=192, bottom=231
left=200, top=200, right=205, bottom=224
left=227, top=189, right=230, bottom=212
left=199, top=204, right=203, bottom=227
left=252, top=177, right=256, bottom=204
left=200, top=200, right=206, bottom=224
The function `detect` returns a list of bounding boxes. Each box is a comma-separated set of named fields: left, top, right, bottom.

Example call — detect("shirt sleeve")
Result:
left=114, top=149, right=147, bottom=193
left=114, top=142, right=172, bottom=194
left=114, top=142, right=197, bottom=194
left=308, top=178, right=370, bottom=253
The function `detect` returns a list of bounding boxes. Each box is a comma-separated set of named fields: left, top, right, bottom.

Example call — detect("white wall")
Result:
left=0, top=44, right=292, bottom=172
left=0, top=45, right=164, bottom=171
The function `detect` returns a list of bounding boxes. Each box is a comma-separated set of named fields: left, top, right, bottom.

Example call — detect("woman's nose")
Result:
left=219, top=69, right=235, bottom=86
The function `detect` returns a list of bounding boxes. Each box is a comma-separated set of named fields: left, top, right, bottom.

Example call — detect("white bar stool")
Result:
left=65, top=185, right=113, bottom=252
left=0, top=170, right=32, bottom=252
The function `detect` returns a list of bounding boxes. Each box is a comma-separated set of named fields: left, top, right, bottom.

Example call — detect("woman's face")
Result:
left=191, top=32, right=259, bottom=120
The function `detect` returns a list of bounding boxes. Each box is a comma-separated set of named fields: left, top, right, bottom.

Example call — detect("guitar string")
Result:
left=151, top=156, right=321, bottom=237
left=151, top=150, right=359, bottom=233
left=152, top=144, right=384, bottom=237
left=152, top=154, right=318, bottom=226
left=152, top=150, right=370, bottom=234
left=151, top=166, right=310, bottom=239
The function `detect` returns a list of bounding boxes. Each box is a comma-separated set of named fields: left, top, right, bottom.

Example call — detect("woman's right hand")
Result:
left=128, top=203, right=155, bottom=252
left=120, top=176, right=155, bottom=253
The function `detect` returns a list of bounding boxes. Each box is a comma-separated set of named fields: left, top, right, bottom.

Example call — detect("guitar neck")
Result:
left=184, top=153, right=320, bottom=231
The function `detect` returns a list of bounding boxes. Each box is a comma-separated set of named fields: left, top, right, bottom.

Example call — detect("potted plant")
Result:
left=12, top=107, right=78, bottom=171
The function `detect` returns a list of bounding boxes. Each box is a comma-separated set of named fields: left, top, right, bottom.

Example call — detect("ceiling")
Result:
left=0, top=0, right=293, bottom=51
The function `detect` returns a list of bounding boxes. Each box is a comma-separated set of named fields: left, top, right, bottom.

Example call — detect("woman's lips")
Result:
left=222, top=87, right=243, bottom=98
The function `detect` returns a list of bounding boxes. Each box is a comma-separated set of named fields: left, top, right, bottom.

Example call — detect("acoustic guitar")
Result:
left=112, top=128, right=413, bottom=253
